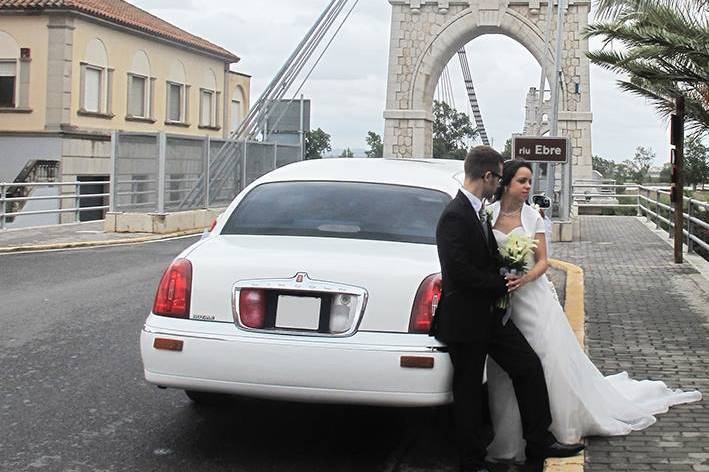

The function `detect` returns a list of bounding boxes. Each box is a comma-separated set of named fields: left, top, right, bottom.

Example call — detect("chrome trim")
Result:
left=231, top=273, right=369, bottom=338
left=142, top=326, right=442, bottom=352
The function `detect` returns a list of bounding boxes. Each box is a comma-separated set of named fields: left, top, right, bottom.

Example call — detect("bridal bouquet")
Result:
left=496, top=234, right=538, bottom=311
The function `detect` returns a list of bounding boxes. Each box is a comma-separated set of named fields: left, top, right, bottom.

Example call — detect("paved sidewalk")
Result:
left=553, top=216, right=708, bottom=472
left=0, top=221, right=202, bottom=252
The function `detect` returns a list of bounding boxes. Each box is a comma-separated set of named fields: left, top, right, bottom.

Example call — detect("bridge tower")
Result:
left=383, top=0, right=593, bottom=180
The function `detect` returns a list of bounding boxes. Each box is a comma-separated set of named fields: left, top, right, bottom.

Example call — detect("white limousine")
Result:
left=140, top=158, right=466, bottom=406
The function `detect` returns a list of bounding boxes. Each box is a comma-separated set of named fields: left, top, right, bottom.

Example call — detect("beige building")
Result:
left=0, top=0, right=250, bottom=222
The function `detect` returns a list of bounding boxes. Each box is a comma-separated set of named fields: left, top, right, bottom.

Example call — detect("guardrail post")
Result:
left=636, top=187, right=641, bottom=216
left=654, top=189, right=660, bottom=229
left=75, top=181, right=81, bottom=223
left=242, top=140, right=247, bottom=191
left=204, top=135, right=211, bottom=209
left=110, top=131, right=117, bottom=212
left=0, top=183, right=5, bottom=230
left=157, top=131, right=166, bottom=213
left=667, top=191, right=673, bottom=239
left=273, top=142, right=278, bottom=170
left=687, top=199, right=694, bottom=253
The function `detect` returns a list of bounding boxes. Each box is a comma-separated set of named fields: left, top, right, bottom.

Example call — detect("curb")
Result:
left=544, top=259, right=586, bottom=472
left=0, top=229, right=203, bottom=254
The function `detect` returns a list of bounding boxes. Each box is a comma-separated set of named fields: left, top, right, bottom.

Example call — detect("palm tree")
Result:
left=585, top=0, right=709, bottom=137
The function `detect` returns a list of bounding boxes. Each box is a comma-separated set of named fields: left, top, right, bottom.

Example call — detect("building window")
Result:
left=200, top=89, right=214, bottom=127
left=128, top=74, right=147, bottom=118
left=0, top=60, right=15, bottom=107
left=167, top=81, right=186, bottom=123
left=79, top=63, right=112, bottom=116
left=84, top=66, right=102, bottom=112
left=79, top=39, right=112, bottom=117
left=231, top=99, right=242, bottom=132
left=126, top=50, right=153, bottom=122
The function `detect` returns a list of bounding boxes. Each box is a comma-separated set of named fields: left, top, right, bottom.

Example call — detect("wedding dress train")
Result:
left=485, top=204, right=702, bottom=462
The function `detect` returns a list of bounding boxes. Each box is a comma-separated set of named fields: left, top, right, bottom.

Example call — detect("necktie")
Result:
left=478, top=204, right=490, bottom=243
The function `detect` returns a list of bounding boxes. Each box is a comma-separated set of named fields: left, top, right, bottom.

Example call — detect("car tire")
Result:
left=184, top=390, right=232, bottom=406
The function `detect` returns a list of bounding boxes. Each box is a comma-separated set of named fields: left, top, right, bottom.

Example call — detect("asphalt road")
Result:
left=0, top=237, right=472, bottom=472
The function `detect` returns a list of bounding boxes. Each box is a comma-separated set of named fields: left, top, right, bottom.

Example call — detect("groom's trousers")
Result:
left=447, top=319, right=554, bottom=468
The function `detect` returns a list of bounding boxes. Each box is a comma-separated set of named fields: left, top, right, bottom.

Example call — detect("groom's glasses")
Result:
left=489, top=171, right=503, bottom=181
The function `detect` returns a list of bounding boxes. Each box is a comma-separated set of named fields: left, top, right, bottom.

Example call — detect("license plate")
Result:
left=275, top=295, right=321, bottom=330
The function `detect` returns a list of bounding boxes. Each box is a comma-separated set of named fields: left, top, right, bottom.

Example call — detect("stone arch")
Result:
left=383, top=0, right=593, bottom=180
left=130, top=49, right=151, bottom=76
left=85, top=38, right=108, bottom=67
left=168, top=59, right=186, bottom=84
left=0, top=30, right=19, bottom=57
left=203, top=67, right=217, bottom=91
left=410, top=8, right=562, bottom=114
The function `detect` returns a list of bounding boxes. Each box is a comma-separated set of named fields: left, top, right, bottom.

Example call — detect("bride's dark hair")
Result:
left=493, top=159, right=533, bottom=202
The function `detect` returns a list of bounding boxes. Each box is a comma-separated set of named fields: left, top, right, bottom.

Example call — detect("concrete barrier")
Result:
left=104, top=208, right=226, bottom=234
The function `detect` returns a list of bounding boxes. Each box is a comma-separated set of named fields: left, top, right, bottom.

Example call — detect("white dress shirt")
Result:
left=459, top=187, right=484, bottom=220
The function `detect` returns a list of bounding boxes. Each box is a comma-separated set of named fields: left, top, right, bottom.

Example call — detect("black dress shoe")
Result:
left=525, top=440, right=585, bottom=459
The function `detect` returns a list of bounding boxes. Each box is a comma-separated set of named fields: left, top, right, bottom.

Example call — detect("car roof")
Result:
left=257, top=158, right=464, bottom=195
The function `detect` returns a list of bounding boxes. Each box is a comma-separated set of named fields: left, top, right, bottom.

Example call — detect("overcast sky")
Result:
left=135, top=0, right=671, bottom=164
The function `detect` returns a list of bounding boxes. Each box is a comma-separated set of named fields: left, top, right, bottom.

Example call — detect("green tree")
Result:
left=432, top=100, right=479, bottom=160
left=365, top=131, right=384, bottom=158
left=628, top=146, right=655, bottom=183
left=614, top=161, right=633, bottom=184
left=585, top=0, right=709, bottom=137
left=659, top=163, right=672, bottom=183
left=340, top=147, right=354, bottom=158
left=592, top=155, right=616, bottom=179
left=502, top=138, right=512, bottom=159
left=685, top=138, right=709, bottom=189
left=305, top=128, right=332, bottom=160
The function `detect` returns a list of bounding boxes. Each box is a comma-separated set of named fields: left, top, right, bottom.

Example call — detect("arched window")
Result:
left=127, top=50, right=154, bottom=121
left=231, top=85, right=245, bottom=133
left=80, top=38, right=112, bottom=116
left=0, top=30, right=25, bottom=110
left=199, top=68, right=219, bottom=129
left=166, top=60, right=189, bottom=124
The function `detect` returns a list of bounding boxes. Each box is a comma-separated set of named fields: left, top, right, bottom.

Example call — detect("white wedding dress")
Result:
left=485, top=202, right=702, bottom=462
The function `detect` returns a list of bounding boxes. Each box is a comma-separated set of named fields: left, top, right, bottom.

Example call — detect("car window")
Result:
left=221, top=181, right=451, bottom=244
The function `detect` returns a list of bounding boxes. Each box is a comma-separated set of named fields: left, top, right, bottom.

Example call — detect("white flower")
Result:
left=531, top=203, right=541, bottom=212
left=486, top=206, right=494, bottom=217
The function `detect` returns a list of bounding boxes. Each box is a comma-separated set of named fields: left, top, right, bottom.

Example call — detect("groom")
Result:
left=431, top=146, right=583, bottom=471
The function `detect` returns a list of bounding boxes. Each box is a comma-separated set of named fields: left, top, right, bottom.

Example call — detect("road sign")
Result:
left=512, top=136, right=570, bottom=163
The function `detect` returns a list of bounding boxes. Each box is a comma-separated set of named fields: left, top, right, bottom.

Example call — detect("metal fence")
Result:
left=0, top=181, right=110, bottom=230
left=573, top=182, right=709, bottom=256
left=110, top=131, right=302, bottom=213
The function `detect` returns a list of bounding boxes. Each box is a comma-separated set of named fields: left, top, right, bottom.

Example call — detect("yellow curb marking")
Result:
left=544, top=259, right=586, bottom=472
left=0, top=229, right=203, bottom=254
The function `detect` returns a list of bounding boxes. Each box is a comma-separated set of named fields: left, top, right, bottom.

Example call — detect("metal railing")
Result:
left=111, top=131, right=302, bottom=214
left=0, top=181, right=110, bottom=230
left=638, top=187, right=709, bottom=254
left=573, top=182, right=709, bottom=255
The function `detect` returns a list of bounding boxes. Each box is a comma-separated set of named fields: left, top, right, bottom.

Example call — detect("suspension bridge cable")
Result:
left=457, top=47, right=489, bottom=146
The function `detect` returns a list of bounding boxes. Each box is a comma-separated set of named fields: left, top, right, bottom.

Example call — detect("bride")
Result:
left=485, top=159, right=702, bottom=462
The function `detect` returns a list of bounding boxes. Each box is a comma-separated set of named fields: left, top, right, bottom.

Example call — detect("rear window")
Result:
left=221, top=181, right=450, bottom=244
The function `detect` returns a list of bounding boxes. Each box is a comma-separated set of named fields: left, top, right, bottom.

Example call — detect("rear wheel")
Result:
left=184, top=390, right=232, bottom=406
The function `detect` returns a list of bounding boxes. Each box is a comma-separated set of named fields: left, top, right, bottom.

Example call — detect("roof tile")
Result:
left=0, top=0, right=239, bottom=62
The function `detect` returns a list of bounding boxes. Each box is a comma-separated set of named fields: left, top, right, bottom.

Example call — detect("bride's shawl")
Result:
left=489, top=201, right=546, bottom=236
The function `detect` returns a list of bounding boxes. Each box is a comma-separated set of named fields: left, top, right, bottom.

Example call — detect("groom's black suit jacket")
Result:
left=430, top=191, right=508, bottom=344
